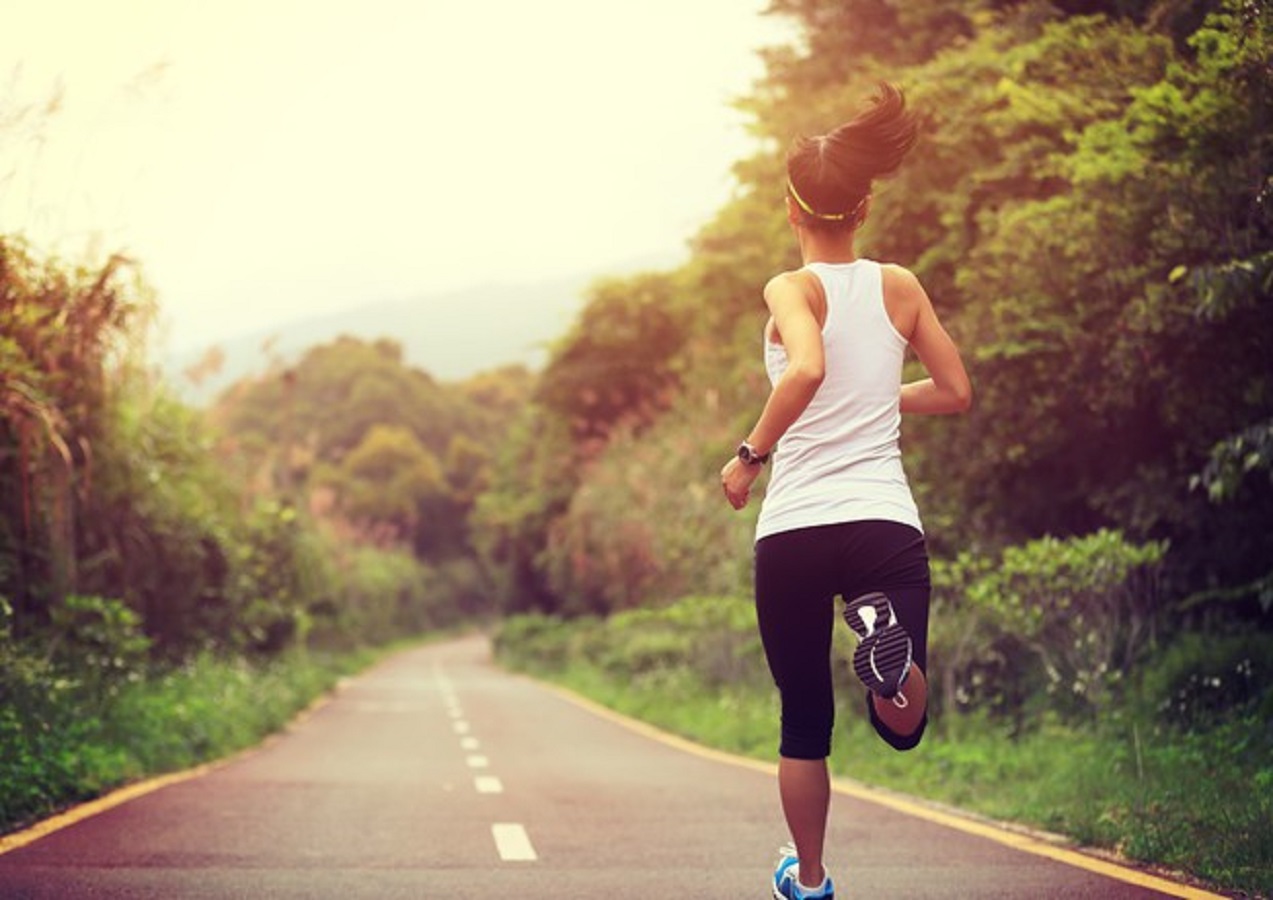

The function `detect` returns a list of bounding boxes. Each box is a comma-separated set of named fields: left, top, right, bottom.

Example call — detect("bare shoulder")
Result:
left=880, top=262, right=923, bottom=295
left=764, top=269, right=817, bottom=300
left=766, top=268, right=826, bottom=327
left=879, top=263, right=927, bottom=337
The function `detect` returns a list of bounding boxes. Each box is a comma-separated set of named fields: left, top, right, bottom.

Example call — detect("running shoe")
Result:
left=773, top=844, right=835, bottom=899
left=843, top=591, right=912, bottom=699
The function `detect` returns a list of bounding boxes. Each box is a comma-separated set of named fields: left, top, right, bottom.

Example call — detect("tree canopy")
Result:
left=475, top=0, right=1272, bottom=618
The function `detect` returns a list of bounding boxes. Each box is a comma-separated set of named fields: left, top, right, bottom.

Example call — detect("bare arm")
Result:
left=746, top=271, right=826, bottom=451
left=721, top=271, right=825, bottom=510
left=884, top=265, right=972, bottom=415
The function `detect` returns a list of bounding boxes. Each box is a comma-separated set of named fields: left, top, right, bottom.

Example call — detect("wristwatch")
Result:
left=737, top=441, right=770, bottom=466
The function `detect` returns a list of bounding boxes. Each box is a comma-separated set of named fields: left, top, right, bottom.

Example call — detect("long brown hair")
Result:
left=786, top=82, right=918, bottom=231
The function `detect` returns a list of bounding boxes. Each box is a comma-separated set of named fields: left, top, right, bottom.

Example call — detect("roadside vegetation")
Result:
left=1, top=613, right=386, bottom=831
left=495, top=585, right=1272, bottom=896
left=2, top=0, right=1269, bottom=895
left=0, top=228, right=500, bottom=832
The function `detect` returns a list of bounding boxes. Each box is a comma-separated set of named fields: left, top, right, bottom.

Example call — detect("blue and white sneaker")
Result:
left=843, top=591, right=912, bottom=699
left=773, top=844, right=834, bottom=899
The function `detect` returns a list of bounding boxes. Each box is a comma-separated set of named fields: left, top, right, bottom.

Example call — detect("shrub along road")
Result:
left=0, top=635, right=1223, bottom=898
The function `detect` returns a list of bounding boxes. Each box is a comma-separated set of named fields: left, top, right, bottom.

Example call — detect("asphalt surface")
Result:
left=0, top=634, right=1211, bottom=898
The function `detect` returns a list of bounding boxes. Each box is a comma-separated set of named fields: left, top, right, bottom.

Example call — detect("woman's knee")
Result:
left=779, top=702, right=835, bottom=759
left=780, top=725, right=834, bottom=759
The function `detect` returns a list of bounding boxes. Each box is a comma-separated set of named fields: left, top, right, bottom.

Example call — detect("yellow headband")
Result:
left=786, top=178, right=867, bottom=223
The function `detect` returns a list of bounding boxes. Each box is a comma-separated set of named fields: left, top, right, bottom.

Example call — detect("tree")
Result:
left=0, top=239, right=147, bottom=632
left=534, top=272, right=689, bottom=448
left=212, top=335, right=524, bottom=563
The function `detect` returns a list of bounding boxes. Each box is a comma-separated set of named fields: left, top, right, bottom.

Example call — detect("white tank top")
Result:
left=755, top=259, right=922, bottom=541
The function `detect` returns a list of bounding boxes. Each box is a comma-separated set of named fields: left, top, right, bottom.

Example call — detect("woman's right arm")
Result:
left=883, top=265, right=973, bottom=415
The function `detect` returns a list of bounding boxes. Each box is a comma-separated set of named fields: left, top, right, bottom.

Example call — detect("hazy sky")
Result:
left=0, top=0, right=793, bottom=354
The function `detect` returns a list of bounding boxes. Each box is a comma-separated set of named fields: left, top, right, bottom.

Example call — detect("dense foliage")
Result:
left=211, top=337, right=529, bottom=566
left=480, top=0, right=1272, bottom=630
left=0, top=241, right=470, bottom=657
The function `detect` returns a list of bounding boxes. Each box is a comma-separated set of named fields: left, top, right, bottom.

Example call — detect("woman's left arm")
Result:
left=721, top=271, right=825, bottom=510
left=883, top=265, right=972, bottom=415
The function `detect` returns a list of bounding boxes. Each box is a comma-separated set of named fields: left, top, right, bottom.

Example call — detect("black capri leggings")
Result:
left=754, top=519, right=931, bottom=760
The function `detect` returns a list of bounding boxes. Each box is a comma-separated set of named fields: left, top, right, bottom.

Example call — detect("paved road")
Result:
left=0, top=635, right=1217, bottom=898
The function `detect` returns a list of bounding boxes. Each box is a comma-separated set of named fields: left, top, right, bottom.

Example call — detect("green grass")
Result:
left=835, top=712, right=1271, bottom=890
left=496, top=607, right=1273, bottom=898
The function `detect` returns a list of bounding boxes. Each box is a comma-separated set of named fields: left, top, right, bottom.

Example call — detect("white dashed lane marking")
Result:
left=491, top=823, right=537, bottom=861
left=435, top=665, right=535, bottom=862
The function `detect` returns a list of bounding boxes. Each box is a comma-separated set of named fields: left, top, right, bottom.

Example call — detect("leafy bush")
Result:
left=45, top=595, right=151, bottom=705
left=934, top=530, right=1166, bottom=722
left=304, top=540, right=477, bottom=650
left=1134, top=631, right=1273, bottom=730
left=225, top=500, right=326, bottom=655
left=929, top=551, right=1040, bottom=725
left=418, top=557, right=493, bottom=628
left=535, top=404, right=756, bottom=618
left=492, top=612, right=590, bottom=675
left=0, top=632, right=77, bottom=825
left=498, top=597, right=772, bottom=704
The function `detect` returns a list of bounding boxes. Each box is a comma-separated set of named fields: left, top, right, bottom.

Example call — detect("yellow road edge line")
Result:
left=542, top=681, right=1229, bottom=900
left=0, top=692, right=335, bottom=858
left=0, top=765, right=212, bottom=856
left=0, top=637, right=452, bottom=858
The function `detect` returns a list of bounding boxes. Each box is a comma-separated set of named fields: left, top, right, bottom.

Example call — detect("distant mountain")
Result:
left=164, top=253, right=681, bottom=405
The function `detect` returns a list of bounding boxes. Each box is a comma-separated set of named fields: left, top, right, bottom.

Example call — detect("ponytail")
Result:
left=786, top=82, right=918, bottom=230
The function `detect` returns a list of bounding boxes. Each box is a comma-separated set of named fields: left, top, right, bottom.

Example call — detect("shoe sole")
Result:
left=844, top=592, right=912, bottom=699
left=773, top=882, right=835, bottom=899
left=774, top=882, right=835, bottom=899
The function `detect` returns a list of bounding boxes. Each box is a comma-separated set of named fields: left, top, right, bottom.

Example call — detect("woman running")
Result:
left=720, top=82, right=972, bottom=900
